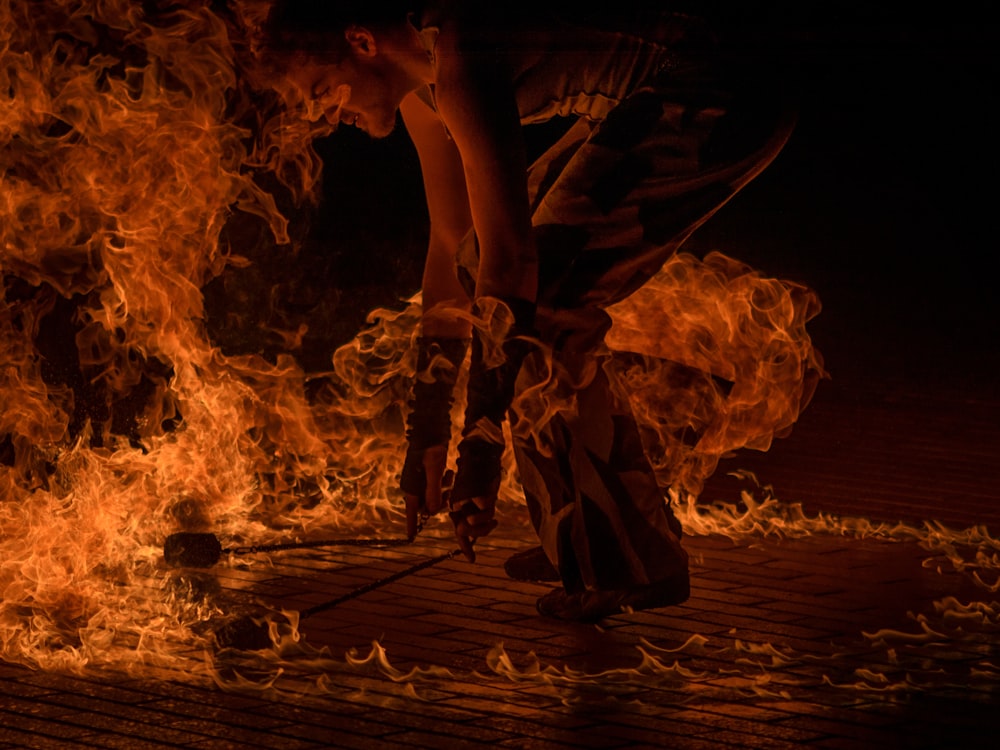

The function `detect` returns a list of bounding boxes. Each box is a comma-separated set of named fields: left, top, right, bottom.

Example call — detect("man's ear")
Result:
left=344, top=25, right=377, bottom=57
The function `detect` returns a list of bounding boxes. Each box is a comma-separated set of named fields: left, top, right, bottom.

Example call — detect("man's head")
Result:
left=252, top=0, right=417, bottom=136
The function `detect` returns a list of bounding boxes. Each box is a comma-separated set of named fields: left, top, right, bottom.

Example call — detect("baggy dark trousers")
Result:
left=457, top=59, right=796, bottom=593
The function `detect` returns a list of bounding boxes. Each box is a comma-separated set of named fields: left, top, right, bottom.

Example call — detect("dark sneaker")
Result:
left=504, top=545, right=560, bottom=582
left=536, top=569, right=690, bottom=622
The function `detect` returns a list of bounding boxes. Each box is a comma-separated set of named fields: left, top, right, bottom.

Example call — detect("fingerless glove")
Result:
left=450, top=297, right=536, bottom=503
left=399, top=336, right=469, bottom=496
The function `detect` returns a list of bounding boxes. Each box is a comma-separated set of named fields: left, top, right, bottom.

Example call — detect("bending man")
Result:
left=257, top=1, right=794, bottom=621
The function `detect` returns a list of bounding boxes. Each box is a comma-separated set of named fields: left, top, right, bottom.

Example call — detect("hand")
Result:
left=449, top=496, right=498, bottom=563
left=448, top=435, right=504, bottom=561
left=401, top=336, right=469, bottom=539
left=402, top=444, right=449, bottom=540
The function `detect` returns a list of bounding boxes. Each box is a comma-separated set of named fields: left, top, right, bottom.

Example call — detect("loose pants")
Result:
left=459, top=57, right=795, bottom=592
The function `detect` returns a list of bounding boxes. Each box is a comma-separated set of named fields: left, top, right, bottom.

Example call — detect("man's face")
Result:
left=282, top=54, right=398, bottom=139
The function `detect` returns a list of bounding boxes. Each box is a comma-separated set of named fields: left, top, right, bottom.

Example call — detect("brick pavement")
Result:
left=3, top=382, right=1000, bottom=750
left=4, top=11, right=999, bottom=749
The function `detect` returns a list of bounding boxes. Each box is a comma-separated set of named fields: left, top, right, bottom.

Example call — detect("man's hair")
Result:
left=260, top=0, right=417, bottom=61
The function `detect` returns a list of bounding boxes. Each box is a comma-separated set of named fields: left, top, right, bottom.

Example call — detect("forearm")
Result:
left=460, top=110, right=536, bottom=307
left=474, top=245, right=538, bottom=308
left=460, top=124, right=537, bottom=308
left=429, top=25, right=537, bottom=311
left=420, top=232, right=473, bottom=340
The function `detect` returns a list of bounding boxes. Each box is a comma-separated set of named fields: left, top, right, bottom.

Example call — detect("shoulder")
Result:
left=424, top=4, right=556, bottom=89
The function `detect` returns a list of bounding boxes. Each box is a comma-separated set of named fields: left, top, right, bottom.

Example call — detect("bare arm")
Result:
left=429, top=21, right=538, bottom=307
left=399, top=20, right=535, bottom=557
left=398, top=90, right=473, bottom=537
left=400, top=91, right=473, bottom=339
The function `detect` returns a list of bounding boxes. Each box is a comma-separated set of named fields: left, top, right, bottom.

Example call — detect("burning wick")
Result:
left=211, top=549, right=462, bottom=650
left=162, top=532, right=414, bottom=569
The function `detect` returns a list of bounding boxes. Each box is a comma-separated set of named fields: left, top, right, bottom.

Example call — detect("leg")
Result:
left=530, top=69, right=796, bottom=310
left=460, top=62, right=793, bottom=619
left=511, top=307, right=688, bottom=598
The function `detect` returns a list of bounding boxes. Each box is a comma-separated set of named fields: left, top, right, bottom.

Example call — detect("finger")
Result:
left=422, top=446, right=448, bottom=514
left=404, top=493, right=422, bottom=540
left=462, top=496, right=496, bottom=528
left=454, top=512, right=497, bottom=545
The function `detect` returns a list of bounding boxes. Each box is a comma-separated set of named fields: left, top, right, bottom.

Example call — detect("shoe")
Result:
left=536, top=569, right=690, bottom=623
left=504, top=545, right=560, bottom=582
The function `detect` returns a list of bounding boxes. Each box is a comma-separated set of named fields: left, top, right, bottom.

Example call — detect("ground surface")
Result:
left=3, top=6, right=999, bottom=749
left=2, top=380, right=999, bottom=748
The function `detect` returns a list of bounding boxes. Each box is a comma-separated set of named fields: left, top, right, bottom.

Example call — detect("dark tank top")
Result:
left=409, top=6, right=693, bottom=126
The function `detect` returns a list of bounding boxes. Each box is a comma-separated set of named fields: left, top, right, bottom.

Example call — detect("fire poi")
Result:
left=2, top=0, right=825, bottom=674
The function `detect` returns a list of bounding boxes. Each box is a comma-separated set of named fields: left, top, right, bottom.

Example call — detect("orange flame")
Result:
left=0, top=0, right=339, bottom=671
left=0, top=0, right=835, bottom=685
left=606, top=251, right=826, bottom=497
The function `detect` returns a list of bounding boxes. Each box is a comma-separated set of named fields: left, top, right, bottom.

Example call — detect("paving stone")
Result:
left=481, top=717, right=619, bottom=747
left=3, top=378, right=999, bottom=749
left=0, top=708, right=98, bottom=741
left=677, top=608, right=840, bottom=642
left=359, top=736, right=449, bottom=750
left=669, top=705, right=826, bottom=743
left=273, top=715, right=400, bottom=744
left=0, top=728, right=101, bottom=750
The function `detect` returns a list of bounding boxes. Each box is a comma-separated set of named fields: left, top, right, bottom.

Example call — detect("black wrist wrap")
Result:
left=404, top=337, right=469, bottom=449
left=451, top=297, right=536, bottom=503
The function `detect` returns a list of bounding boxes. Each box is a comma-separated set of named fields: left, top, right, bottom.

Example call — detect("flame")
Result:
left=0, top=0, right=366, bottom=672
left=605, top=251, right=826, bottom=497
left=15, top=0, right=994, bottom=718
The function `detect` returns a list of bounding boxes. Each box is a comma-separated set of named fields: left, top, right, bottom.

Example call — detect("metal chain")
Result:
left=225, top=512, right=432, bottom=557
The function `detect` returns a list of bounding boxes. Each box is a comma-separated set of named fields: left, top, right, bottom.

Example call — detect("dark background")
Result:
left=207, top=2, right=1000, bottom=404
left=683, top=1, right=999, bottom=401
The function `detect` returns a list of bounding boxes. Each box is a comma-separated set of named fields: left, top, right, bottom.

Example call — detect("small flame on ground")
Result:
left=186, top=486, right=1000, bottom=710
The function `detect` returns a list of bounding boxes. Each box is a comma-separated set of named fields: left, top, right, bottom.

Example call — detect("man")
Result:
left=255, top=1, right=794, bottom=621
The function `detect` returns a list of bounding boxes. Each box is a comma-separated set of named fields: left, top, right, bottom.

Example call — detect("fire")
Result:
left=606, top=251, right=825, bottom=497
left=0, top=0, right=821, bottom=675
left=1, top=0, right=321, bottom=671
left=14, top=0, right=977, bottom=712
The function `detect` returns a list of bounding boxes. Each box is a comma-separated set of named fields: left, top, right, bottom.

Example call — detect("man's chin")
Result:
left=365, top=120, right=397, bottom=139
